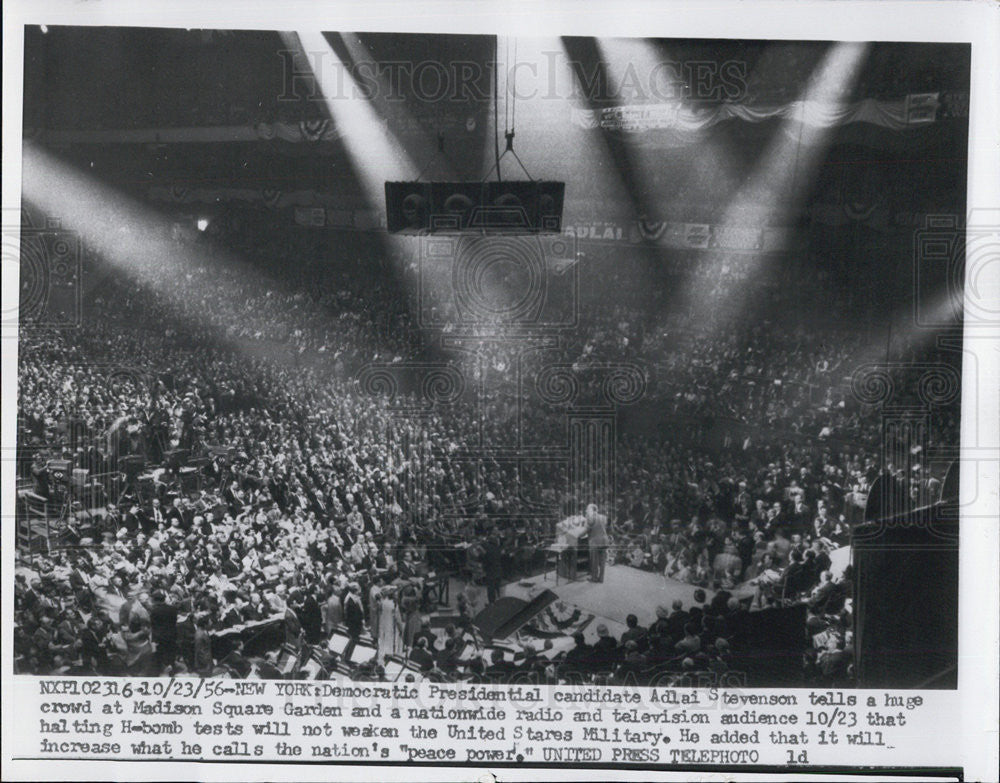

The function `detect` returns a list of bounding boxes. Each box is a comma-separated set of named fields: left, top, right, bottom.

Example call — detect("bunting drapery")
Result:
left=27, top=93, right=967, bottom=149
left=570, top=93, right=942, bottom=147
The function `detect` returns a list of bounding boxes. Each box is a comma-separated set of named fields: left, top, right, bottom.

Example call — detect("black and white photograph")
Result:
left=3, top=1, right=998, bottom=780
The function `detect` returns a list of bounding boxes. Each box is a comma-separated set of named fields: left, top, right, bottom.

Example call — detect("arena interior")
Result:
left=13, top=29, right=967, bottom=687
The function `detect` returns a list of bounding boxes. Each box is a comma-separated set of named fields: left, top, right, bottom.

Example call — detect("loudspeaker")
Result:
left=385, top=181, right=432, bottom=233
left=385, top=181, right=565, bottom=233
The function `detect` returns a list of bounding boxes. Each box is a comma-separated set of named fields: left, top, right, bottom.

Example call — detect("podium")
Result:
left=554, top=517, right=590, bottom=581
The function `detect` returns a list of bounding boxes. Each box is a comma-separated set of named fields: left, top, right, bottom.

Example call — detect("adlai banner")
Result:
left=627, top=220, right=783, bottom=253
left=562, top=219, right=784, bottom=253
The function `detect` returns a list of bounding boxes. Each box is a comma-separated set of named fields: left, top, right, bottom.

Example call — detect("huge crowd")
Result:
left=14, top=209, right=958, bottom=687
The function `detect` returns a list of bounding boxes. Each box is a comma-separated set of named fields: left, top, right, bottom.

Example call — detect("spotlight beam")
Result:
left=285, top=30, right=419, bottom=207
left=20, top=143, right=346, bottom=365
left=680, top=41, right=870, bottom=326
left=283, top=30, right=421, bottom=330
left=336, top=32, right=459, bottom=181
left=722, top=42, right=870, bottom=228
left=562, top=37, right=654, bottom=222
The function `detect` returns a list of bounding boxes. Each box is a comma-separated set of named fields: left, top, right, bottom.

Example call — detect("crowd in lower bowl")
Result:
left=14, top=221, right=954, bottom=687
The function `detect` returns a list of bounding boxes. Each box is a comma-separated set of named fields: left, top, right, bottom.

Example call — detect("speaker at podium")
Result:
left=552, top=515, right=590, bottom=581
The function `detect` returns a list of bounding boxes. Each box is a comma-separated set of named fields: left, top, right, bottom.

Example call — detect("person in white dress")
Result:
left=376, top=587, right=403, bottom=662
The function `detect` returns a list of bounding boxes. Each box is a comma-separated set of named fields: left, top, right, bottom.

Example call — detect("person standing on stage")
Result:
left=482, top=529, right=504, bottom=604
left=585, top=503, right=609, bottom=583
left=343, top=582, right=365, bottom=639
left=376, top=587, right=404, bottom=662
left=148, top=590, right=178, bottom=673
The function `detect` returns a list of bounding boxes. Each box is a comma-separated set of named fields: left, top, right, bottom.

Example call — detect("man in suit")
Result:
left=562, top=632, right=593, bottom=678
left=297, top=590, right=324, bottom=646
left=620, top=613, right=647, bottom=651
left=122, top=504, right=142, bottom=534
left=585, top=504, right=609, bottom=583
left=145, top=499, right=165, bottom=534
left=19, top=577, right=46, bottom=613
left=591, top=624, right=620, bottom=673
left=284, top=598, right=303, bottom=649
left=223, top=480, right=247, bottom=516
left=78, top=617, right=109, bottom=674
left=484, top=648, right=517, bottom=683
left=165, top=498, right=187, bottom=530
left=148, top=590, right=179, bottom=673
left=408, top=637, right=436, bottom=672
left=481, top=530, right=504, bottom=604
left=665, top=600, right=689, bottom=641
left=323, top=587, right=344, bottom=636
left=343, top=582, right=365, bottom=639
left=411, top=616, right=436, bottom=651
left=781, top=549, right=807, bottom=599
left=219, top=638, right=251, bottom=678
left=435, top=637, right=460, bottom=674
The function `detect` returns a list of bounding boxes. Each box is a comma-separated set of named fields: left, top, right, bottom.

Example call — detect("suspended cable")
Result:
left=493, top=35, right=502, bottom=182
left=504, top=35, right=511, bottom=133
left=484, top=34, right=533, bottom=182
left=511, top=38, right=517, bottom=132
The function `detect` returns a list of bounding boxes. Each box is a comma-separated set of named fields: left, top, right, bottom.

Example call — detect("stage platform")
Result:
left=443, top=546, right=850, bottom=645
left=501, top=547, right=850, bottom=644
left=504, top=565, right=718, bottom=643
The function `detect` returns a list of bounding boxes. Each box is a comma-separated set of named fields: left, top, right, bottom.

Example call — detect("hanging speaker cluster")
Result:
left=385, top=181, right=565, bottom=233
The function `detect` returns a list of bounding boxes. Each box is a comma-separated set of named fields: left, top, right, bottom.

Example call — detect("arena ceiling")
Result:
left=21, top=29, right=969, bottom=220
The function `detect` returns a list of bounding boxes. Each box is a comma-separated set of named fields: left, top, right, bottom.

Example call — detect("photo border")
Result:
left=2, top=1, right=997, bottom=782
